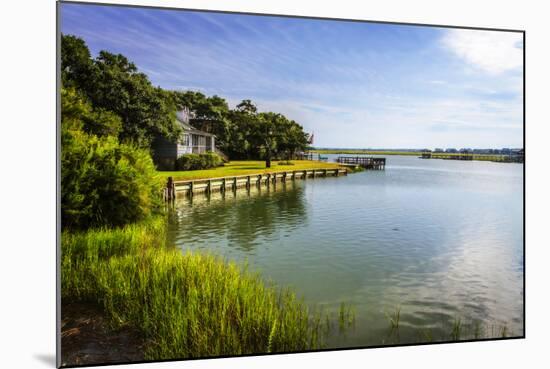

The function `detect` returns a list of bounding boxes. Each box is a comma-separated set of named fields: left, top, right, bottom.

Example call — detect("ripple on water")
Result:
left=167, top=155, right=524, bottom=345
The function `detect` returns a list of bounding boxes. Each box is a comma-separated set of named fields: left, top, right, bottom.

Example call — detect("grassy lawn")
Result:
left=158, top=160, right=343, bottom=181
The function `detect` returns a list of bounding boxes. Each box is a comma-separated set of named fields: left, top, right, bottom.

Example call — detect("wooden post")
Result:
left=303, top=170, right=307, bottom=180
left=207, top=179, right=212, bottom=194
left=233, top=177, right=237, bottom=191
left=172, top=182, right=176, bottom=202
left=167, top=177, right=174, bottom=201
left=221, top=178, right=226, bottom=193
left=246, top=175, right=251, bottom=189
left=323, top=169, right=327, bottom=177
left=257, top=174, right=262, bottom=187
left=267, top=173, right=271, bottom=187
left=292, top=170, right=296, bottom=181
left=189, top=181, right=194, bottom=196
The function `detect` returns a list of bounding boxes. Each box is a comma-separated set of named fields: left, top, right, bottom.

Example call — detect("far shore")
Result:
left=311, top=149, right=522, bottom=162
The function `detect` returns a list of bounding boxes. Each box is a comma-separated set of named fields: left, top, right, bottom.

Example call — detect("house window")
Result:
left=182, top=134, right=190, bottom=146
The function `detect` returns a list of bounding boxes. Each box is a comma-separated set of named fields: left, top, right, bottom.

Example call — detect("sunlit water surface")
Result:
left=167, top=155, right=523, bottom=347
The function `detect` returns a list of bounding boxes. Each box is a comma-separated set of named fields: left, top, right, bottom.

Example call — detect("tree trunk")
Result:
left=266, top=148, right=271, bottom=168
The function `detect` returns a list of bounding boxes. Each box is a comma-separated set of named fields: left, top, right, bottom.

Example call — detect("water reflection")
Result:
left=168, top=181, right=307, bottom=253
left=167, top=155, right=523, bottom=347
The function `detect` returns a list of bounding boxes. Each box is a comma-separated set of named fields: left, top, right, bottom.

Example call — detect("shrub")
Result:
left=61, top=127, right=163, bottom=230
left=176, top=152, right=223, bottom=171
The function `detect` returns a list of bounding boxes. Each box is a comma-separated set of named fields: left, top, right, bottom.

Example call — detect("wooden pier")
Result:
left=297, top=152, right=328, bottom=161
left=421, top=152, right=524, bottom=163
left=420, top=152, right=474, bottom=160
left=164, top=168, right=348, bottom=200
left=336, top=156, right=386, bottom=170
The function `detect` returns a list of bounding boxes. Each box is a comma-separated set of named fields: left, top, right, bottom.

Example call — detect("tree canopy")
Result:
left=61, top=34, right=310, bottom=165
left=61, top=34, right=181, bottom=147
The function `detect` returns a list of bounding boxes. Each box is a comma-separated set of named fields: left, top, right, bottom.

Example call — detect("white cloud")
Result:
left=442, top=29, right=523, bottom=74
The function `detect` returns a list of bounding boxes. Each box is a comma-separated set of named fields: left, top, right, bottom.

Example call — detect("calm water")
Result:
left=167, top=155, right=524, bottom=347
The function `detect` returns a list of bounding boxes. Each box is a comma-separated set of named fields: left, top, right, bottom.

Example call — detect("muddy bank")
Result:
left=61, top=302, right=145, bottom=367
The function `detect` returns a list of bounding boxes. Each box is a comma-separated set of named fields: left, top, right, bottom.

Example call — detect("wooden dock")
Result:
left=164, top=168, right=348, bottom=200
left=420, top=152, right=474, bottom=160
left=421, top=152, right=524, bottom=163
left=336, top=156, right=386, bottom=170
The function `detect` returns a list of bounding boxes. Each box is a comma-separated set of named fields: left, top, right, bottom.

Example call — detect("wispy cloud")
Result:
left=441, top=29, right=523, bottom=75
left=61, top=3, right=523, bottom=148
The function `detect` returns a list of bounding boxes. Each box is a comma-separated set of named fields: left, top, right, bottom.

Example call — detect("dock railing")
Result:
left=164, top=168, right=348, bottom=200
left=336, top=156, right=386, bottom=170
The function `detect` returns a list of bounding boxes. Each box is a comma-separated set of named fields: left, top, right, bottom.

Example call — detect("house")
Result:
left=152, top=107, right=218, bottom=170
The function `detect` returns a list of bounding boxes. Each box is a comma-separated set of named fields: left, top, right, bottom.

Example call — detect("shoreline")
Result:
left=311, top=150, right=523, bottom=163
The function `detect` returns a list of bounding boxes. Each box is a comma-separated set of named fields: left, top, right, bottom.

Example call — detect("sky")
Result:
left=60, top=3, right=524, bottom=149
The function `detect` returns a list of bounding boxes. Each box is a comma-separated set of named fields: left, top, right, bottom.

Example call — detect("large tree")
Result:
left=61, top=34, right=181, bottom=148
left=225, top=101, right=260, bottom=160
left=224, top=100, right=310, bottom=164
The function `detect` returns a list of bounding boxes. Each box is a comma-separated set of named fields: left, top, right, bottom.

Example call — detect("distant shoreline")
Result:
left=310, top=149, right=523, bottom=163
left=311, top=149, right=420, bottom=156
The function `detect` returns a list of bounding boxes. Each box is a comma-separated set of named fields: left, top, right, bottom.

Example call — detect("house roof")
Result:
left=176, top=114, right=215, bottom=137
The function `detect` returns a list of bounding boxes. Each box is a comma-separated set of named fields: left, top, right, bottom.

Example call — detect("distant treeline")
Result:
left=313, top=147, right=523, bottom=155
left=61, top=34, right=310, bottom=161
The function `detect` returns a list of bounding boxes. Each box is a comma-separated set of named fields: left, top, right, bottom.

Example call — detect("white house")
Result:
left=153, top=107, right=218, bottom=170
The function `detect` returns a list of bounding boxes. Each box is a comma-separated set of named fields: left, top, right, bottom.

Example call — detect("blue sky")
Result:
left=61, top=3, right=523, bottom=149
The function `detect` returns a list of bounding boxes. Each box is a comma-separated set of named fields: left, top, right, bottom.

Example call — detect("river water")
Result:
left=167, top=155, right=524, bottom=347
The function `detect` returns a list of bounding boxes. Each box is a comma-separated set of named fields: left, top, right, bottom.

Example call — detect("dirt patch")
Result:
left=61, top=302, right=145, bottom=366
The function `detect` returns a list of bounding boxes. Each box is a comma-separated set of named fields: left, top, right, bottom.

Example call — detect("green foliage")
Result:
left=61, top=126, right=163, bottom=229
left=172, top=91, right=230, bottom=146
left=61, top=87, right=122, bottom=137
left=61, top=34, right=182, bottom=147
left=61, top=34, right=309, bottom=159
left=61, top=35, right=94, bottom=89
left=175, top=152, right=223, bottom=171
left=224, top=103, right=309, bottom=161
left=61, top=219, right=336, bottom=359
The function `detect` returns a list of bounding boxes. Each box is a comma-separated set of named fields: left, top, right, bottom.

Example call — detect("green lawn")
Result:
left=157, top=160, right=343, bottom=181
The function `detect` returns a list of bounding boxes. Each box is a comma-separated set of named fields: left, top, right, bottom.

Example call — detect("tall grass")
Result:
left=61, top=218, right=340, bottom=360
left=383, top=309, right=513, bottom=344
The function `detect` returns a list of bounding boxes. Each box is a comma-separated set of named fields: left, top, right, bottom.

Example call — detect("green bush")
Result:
left=61, top=127, right=163, bottom=230
left=176, top=152, right=223, bottom=171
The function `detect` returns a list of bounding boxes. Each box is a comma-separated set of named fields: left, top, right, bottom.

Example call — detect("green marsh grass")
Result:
left=385, top=307, right=401, bottom=330
left=381, top=308, right=513, bottom=345
left=61, top=217, right=348, bottom=360
left=450, top=317, right=462, bottom=341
